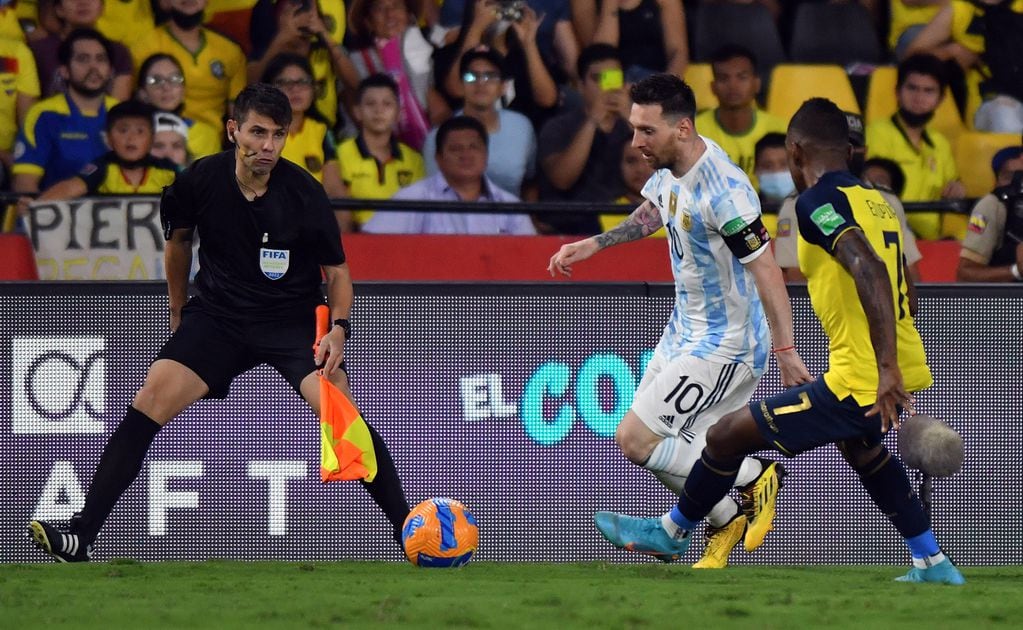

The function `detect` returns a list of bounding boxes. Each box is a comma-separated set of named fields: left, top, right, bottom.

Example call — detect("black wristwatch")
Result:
left=332, top=318, right=352, bottom=339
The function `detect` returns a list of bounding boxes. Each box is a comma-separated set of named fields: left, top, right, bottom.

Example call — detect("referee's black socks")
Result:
left=76, top=406, right=162, bottom=546
left=360, top=422, right=410, bottom=545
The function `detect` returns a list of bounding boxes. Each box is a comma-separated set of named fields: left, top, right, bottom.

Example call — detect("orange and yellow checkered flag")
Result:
left=314, top=305, right=377, bottom=482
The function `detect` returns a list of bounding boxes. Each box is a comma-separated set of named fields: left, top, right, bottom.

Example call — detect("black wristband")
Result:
left=332, top=318, right=352, bottom=339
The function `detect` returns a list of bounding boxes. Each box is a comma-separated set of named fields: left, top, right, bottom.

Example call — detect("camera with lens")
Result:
left=494, top=0, right=526, bottom=22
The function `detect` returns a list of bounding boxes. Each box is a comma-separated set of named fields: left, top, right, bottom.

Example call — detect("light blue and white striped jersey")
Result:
left=640, top=137, right=771, bottom=376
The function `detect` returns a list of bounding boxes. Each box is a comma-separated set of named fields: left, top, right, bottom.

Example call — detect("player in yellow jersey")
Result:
left=595, top=97, right=965, bottom=585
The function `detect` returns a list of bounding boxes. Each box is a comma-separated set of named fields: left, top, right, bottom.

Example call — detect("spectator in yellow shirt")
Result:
left=261, top=53, right=346, bottom=214
left=337, top=73, right=425, bottom=230
left=130, top=0, right=247, bottom=130
left=135, top=53, right=224, bottom=161
left=694, top=45, right=786, bottom=183
left=865, top=53, right=964, bottom=239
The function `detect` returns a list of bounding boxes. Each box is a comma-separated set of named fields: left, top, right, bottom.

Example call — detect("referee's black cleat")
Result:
left=29, top=519, right=92, bottom=563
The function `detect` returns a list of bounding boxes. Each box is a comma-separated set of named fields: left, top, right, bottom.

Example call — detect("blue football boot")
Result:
left=594, top=511, right=691, bottom=562
left=894, top=558, right=966, bottom=585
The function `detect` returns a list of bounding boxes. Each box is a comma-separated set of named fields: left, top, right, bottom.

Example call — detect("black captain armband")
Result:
left=332, top=318, right=352, bottom=339
left=721, top=217, right=771, bottom=259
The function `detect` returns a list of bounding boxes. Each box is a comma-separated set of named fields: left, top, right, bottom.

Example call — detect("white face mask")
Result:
left=757, top=170, right=796, bottom=201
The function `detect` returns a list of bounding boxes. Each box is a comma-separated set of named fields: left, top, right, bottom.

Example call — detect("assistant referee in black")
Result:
left=29, top=83, right=410, bottom=562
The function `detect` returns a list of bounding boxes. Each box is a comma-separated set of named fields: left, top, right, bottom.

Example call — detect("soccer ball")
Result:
left=401, top=498, right=479, bottom=568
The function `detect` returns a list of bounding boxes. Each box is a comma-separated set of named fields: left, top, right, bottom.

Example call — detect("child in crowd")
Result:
left=337, top=73, right=425, bottom=231
left=24, top=101, right=178, bottom=204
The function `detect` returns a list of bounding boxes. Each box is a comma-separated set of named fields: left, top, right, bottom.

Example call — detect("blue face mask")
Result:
left=758, top=170, right=796, bottom=201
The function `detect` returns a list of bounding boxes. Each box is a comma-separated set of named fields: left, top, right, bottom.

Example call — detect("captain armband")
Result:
left=722, top=217, right=771, bottom=259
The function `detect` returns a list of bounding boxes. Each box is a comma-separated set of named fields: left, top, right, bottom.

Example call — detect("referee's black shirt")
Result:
left=160, top=150, right=346, bottom=320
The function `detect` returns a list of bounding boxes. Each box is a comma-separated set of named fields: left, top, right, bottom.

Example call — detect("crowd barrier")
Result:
left=3, top=196, right=973, bottom=282
left=1, top=281, right=1020, bottom=564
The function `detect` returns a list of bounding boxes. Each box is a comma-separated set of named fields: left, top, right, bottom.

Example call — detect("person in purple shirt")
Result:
left=364, top=116, right=536, bottom=235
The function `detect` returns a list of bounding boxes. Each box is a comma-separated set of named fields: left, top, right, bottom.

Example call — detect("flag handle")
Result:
left=314, top=304, right=330, bottom=356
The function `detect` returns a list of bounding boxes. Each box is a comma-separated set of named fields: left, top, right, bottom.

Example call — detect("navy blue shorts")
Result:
left=156, top=297, right=337, bottom=399
left=749, top=377, right=885, bottom=456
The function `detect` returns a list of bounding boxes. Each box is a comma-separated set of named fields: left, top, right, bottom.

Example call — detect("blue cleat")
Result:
left=894, top=558, right=966, bottom=585
left=593, top=511, right=691, bottom=563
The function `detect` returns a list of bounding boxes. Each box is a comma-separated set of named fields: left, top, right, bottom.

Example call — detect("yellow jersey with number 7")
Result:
left=794, top=171, right=932, bottom=406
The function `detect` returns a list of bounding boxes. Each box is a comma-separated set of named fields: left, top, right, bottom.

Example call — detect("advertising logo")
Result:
left=12, top=337, right=106, bottom=434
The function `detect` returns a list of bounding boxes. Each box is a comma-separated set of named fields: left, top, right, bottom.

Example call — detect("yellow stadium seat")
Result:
left=864, top=66, right=965, bottom=142
left=954, top=131, right=1021, bottom=198
left=766, top=65, right=860, bottom=124
left=685, top=64, right=718, bottom=112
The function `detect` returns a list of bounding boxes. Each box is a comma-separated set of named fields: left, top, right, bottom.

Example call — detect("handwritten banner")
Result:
left=28, top=197, right=172, bottom=280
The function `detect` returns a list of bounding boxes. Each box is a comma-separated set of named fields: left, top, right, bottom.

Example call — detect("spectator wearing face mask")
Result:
left=752, top=132, right=794, bottom=205
left=774, top=112, right=922, bottom=283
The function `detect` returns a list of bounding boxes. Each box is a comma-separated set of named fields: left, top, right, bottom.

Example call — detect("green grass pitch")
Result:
left=2, top=561, right=1021, bottom=628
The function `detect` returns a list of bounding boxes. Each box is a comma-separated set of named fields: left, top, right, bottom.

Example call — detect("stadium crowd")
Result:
left=2, top=0, right=1023, bottom=280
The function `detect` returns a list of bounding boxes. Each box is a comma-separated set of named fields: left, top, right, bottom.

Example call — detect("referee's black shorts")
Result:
left=156, top=297, right=330, bottom=399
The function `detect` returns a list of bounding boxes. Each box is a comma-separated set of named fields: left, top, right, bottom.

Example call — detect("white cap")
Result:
left=153, top=112, right=189, bottom=138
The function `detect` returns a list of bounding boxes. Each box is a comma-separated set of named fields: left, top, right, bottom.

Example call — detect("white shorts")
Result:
left=632, top=352, right=760, bottom=442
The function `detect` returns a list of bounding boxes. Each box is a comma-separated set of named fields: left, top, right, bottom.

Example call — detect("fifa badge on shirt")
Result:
left=259, top=248, right=290, bottom=280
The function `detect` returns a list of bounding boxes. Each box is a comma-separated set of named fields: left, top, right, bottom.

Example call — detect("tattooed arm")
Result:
left=833, top=229, right=914, bottom=430
left=548, top=201, right=663, bottom=276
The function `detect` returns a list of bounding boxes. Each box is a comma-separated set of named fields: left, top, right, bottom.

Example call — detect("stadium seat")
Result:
left=684, top=64, right=717, bottom=112
left=954, top=131, right=1021, bottom=198
left=766, top=65, right=860, bottom=124
left=865, top=66, right=965, bottom=142
left=690, top=3, right=786, bottom=85
left=788, top=3, right=884, bottom=66
left=0, top=233, right=39, bottom=280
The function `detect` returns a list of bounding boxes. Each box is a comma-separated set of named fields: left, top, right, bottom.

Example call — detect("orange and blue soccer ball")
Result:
left=401, top=498, right=479, bottom=568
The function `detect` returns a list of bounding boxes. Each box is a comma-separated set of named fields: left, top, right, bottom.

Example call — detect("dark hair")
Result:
left=788, top=97, right=849, bottom=150
left=356, top=73, right=400, bottom=102
left=577, top=43, right=621, bottom=82
left=58, top=28, right=112, bottom=67
left=106, top=100, right=155, bottom=133
left=629, top=73, right=696, bottom=121
left=897, top=53, right=948, bottom=93
left=754, top=132, right=787, bottom=161
left=347, top=0, right=418, bottom=48
left=260, top=53, right=327, bottom=123
left=459, top=46, right=506, bottom=78
left=863, top=157, right=907, bottom=197
left=709, top=44, right=758, bottom=74
left=137, top=53, right=183, bottom=88
left=233, top=83, right=293, bottom=128
left=436, top=115, right=488, bottom=153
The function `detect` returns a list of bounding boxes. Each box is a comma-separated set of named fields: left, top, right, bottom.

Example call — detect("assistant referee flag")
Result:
left=315, top=305, right=378, bottom=482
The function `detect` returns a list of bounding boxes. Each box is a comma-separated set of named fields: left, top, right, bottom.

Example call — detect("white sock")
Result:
left=661, top=513, right=690, bottom=541
left=912, top=551, right=947, bottom=569
left=706, top=498, right=740, bottom=529
left=734, top=457, right=764, bottom=488
left=646, top=437, right=764, bottom=489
